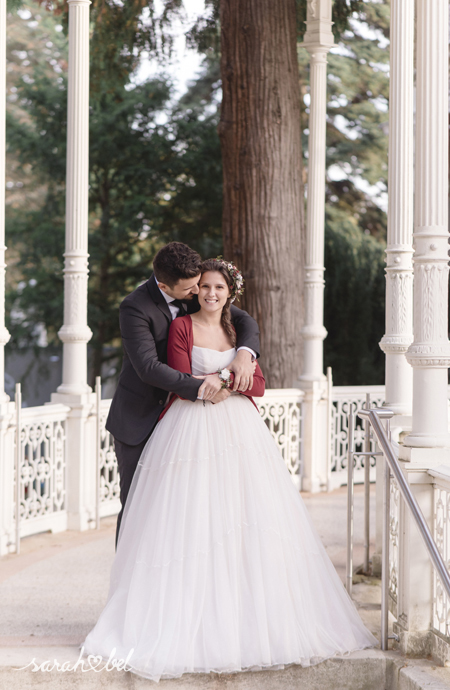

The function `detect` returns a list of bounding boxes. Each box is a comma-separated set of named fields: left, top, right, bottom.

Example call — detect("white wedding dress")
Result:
left=82, top=346, right=376, bottom=681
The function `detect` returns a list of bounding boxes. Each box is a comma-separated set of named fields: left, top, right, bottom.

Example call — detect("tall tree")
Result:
left=219, top=0, right=304, bottom=388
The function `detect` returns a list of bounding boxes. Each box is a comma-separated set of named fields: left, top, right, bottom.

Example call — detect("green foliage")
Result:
left=6, top=11, right=223, bottom=384
left=6, top=0, right=390, bottom=388
left=7, top=0, right=24, bottom=11
left=298, top=2, right=389, bottom=241
left=324, top=206, right=386, bottom=385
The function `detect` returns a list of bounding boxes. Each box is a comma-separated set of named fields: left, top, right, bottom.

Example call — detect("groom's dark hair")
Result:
left=153, top=242, right=202, bottom=287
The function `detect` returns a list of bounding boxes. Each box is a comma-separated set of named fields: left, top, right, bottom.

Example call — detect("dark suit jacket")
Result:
left=106, top=275, right=261, bottom=446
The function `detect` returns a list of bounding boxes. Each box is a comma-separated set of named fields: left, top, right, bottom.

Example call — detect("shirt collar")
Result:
left=155, top=276, right=176, bottom=304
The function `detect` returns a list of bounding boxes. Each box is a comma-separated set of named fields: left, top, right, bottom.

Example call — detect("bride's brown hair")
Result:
left=200, top=259, right=236, bottom=347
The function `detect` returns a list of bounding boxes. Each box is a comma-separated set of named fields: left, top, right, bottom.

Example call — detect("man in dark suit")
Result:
left=107, top=242, right=260, bottom=545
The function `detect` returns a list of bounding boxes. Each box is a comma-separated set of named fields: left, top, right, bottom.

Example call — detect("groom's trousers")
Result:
left=113, top=433, right=151, bottom=549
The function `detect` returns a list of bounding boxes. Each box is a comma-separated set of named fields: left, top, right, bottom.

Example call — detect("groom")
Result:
left=107, top=241, right=260, bottom=545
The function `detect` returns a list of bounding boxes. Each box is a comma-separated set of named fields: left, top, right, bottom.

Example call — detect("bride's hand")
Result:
left=210, top=388, right=231, bottom=405
left=228, top=350, right=257, bottom=392
left=194, top=373, right=222, bottom=401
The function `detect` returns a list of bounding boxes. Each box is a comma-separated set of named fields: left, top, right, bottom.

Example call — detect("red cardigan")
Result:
left=159, top=315, right=265, bottom=420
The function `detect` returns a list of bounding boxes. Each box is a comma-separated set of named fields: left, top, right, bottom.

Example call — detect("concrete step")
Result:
left=1, top=648, right=450, bottom=689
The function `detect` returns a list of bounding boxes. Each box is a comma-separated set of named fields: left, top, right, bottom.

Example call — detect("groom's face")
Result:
left=159, top=274, right=201, bottom=301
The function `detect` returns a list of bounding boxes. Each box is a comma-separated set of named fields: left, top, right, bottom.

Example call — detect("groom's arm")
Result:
left=230, top=305, right=260, bottom=359
left=229, top=305, right=261, bottom=392
left=119, top=301, right=202, bottom=402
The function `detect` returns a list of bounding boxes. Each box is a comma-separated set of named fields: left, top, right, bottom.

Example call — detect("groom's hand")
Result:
left=194, top=373, right=222, bottom=401
left=229, top=350, right=256, bottom=392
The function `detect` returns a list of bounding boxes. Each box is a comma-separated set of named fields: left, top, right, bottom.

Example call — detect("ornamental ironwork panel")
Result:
left=433, top=484, right=450, bottom=639
left=16, top=414, right=67, bottom=523
left=98, top=400, right=120, bottom=505
left=255, top=390, right=303, bottom=482
left=330, top=387, right=385, bottom=484
left=389, top=475, right=400, bottom=614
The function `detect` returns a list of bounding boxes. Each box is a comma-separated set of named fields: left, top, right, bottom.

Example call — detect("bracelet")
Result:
left=217, top=367, right=232, bottom=389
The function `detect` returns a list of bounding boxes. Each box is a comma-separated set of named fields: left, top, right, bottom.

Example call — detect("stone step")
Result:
left=1, top=648, right=450, bottom=690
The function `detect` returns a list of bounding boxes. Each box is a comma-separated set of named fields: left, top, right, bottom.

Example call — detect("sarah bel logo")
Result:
left=16, top=647, right=134, bottom=673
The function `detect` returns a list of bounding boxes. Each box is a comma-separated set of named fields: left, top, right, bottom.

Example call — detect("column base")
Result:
left=403, top=432, right=450, bottom=449
left=382, top=402, right=412, bottom=416
left=295, top=374, right=327, bottom=392
left=393, top=625, right=450, bottom=665
left=54, top=383, right=92, bottom=397
left=51, top=390, right=94, bottom=406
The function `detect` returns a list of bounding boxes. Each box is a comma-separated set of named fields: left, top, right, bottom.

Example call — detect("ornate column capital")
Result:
left=302, top=0, right=334, bottom=52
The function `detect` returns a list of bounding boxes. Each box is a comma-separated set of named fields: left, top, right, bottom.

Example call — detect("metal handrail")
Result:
left=357, top=408, right=450, bottom=650
left=346, top=395, right=383, bottom=597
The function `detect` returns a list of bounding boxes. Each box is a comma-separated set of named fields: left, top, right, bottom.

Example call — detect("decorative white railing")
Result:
left=254, top=388, right=304, bottom=488
left=97, top=399, right=120, bottom=518
left=329, top=385, right=385, bottom=490
left=15, top=403, right=70, bottom=539
left=429, top=466, right=450, bottom=641
left=389, top=475, right=400, bottom=617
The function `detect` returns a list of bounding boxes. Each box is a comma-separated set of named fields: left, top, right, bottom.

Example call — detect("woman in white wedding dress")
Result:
left=82, top=258, right=376, bottom=681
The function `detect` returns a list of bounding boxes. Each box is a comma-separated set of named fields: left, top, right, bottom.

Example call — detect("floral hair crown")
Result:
left=215, top=256, right=244, bottom=303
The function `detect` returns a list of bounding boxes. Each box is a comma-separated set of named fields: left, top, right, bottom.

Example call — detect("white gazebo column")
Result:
left=55, top=0, right=92, bottom=397
left=393, top=0, right=450, bottom=657
left=373, top=0, right=414, bottom=578
left=378, top=0, right=413, bottom=417
left=297, top=0, right=334, bottom=492
left=52, top=0, right=96, bottom=532
left=404, top=0, right=450, bottom=449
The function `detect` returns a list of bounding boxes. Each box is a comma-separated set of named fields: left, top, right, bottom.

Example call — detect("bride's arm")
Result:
left=167, top=319, right=192, bottom=374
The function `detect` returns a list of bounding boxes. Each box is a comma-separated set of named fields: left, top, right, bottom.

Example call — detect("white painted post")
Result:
left=56, top=0, right=92, bottom=396
left=378, top=0, right=413, bottom=416
left=0, top=0, right=10, bottom=402
left=404, top=0, right=450, bottom=448
left=298, top=0, right=333, bottom=387
left=52, top=0, right=97, bottom=532
left=297, top=0, right=334, bottom=492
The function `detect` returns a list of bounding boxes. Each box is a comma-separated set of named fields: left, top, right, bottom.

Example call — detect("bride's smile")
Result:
left=197, top=271, right=230, bottom=314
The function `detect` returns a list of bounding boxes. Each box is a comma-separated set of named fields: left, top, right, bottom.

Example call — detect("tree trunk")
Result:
left=219, top=0, right=304, bottom=388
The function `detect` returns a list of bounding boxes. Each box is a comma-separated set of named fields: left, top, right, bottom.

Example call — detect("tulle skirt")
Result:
left=82, top=394, right=376, bottom=681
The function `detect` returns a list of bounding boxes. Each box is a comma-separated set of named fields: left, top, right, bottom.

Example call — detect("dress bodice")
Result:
left=191, top=346, right=236, bottom=376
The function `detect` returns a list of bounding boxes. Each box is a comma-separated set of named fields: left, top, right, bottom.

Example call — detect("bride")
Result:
left=82, top=258, right=376, bottom=680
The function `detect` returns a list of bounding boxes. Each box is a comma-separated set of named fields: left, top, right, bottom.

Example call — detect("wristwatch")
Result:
left=217, top=368, right=232, bottom=389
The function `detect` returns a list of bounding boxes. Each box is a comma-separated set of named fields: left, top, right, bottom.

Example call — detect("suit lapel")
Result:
left=147, top=275, right=172, bottom=324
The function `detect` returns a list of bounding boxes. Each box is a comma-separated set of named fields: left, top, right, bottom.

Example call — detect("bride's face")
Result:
left=198, top=271, right=231, bottom=314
